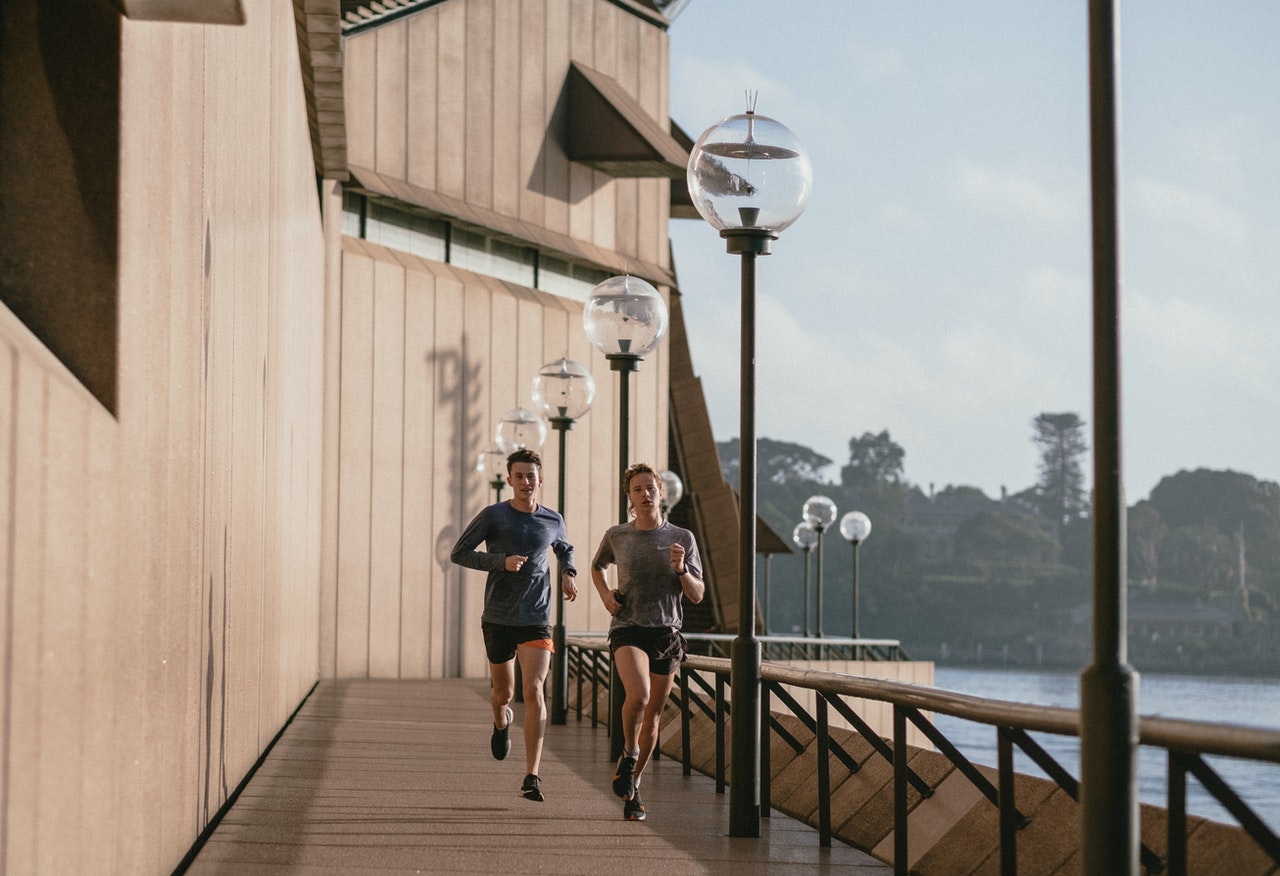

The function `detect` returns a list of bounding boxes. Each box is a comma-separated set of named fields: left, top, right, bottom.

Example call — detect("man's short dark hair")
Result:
left=506, top=448, right=542, bottom=473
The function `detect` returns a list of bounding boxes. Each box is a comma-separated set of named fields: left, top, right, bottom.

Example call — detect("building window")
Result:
left=343, top=192, right=609, bottom=301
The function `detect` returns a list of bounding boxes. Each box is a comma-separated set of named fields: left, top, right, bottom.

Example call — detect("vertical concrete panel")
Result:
left=369, top=261, right=407, bottom=676
left=491, top=0, right=520, bottom=218
left=401, top=269, right=436, bottom=677
left=36, top=383, right=87, bottom=874
left=406, top=12, right=440, bottom=192
left=338, top=253, right=376, bottom=677
left=5, top=363, right=45, bottom=874
left=433, top=271, right=475, bottom=676
left=81, top=404, right=120, bottom=874
left=459, top=276, right=495, bottom=676
left=488, top=282, right=518, bottom=414
left=518, top=0, right=547, bottom=228
left=375, top=21, right=407, bottom=180
left=463, top=0, right=495, bottom=209
left=436, top=1, right=467, bottom=200
left=344, top=33, right=377, bottom=171
left=542, top=0, right=571, bottom=234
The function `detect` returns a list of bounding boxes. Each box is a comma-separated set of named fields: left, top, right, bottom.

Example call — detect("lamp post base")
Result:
left=728, top=634, right=762, bottom=837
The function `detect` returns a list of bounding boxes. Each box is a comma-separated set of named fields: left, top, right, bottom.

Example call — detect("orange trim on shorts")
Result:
left=522, top=638, right=555, bottom=653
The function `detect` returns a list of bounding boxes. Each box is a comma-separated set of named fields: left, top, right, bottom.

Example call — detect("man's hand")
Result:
left=505, top=554, right=528, bottom=572
left=561, top=571, right=578, bottom=601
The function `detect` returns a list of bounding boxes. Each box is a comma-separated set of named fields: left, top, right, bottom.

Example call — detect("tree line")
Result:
left=713, top=413, right=1280, bottom=675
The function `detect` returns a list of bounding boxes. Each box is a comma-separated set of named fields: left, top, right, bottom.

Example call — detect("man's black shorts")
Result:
left=608, top=625, right=687, bottom=675
left=482, top=622, right=554, bottom=664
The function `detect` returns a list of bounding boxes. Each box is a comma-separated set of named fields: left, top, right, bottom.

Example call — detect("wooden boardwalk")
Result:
left=183, top=678, right=890, bottom=874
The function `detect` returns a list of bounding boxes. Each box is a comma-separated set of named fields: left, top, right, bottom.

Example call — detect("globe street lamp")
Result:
left=792, top=521, right=817, bottom=637
left=688, top=95, right=811, bottom=837
left=658, top=469, right=683, bottom=515
left=839, top=511, right=872, bottom=650
left=584, top=275, right=669, bottom=523
left=584, top=274, right=668, bottom=759
left=802, top=495, right=837, bottom=638
left=496, top=406, right=548, bottom=454
left=476, top=442, right=508, bottom=503
left=532, top=358, right=596, bottom=726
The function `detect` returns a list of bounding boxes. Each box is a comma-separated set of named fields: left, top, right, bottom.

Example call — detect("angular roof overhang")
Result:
left=349, top=166, right=677, bottom=290
left=108, top=0, right=244, bottom=23
left=565, top=62, right=688, bottom=180
left=294, top=0, right=349, bottom=180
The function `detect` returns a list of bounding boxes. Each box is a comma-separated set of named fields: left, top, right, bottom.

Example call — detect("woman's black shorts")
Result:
left=608, top=625, right=687, bottom=675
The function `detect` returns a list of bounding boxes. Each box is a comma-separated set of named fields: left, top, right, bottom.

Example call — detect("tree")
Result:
left=841, top=430, right=905, bottom=489
left=715, top=437, right=833, bottom=488
left=1032, top=412, right=1088, bottom=527
left=1127, top=500, right=1167, bottom=588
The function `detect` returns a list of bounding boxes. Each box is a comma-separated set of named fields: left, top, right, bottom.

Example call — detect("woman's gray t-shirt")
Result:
left=592, top=520, right=702, bottom=631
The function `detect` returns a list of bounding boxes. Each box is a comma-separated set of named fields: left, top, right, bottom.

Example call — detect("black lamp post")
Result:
left=476, top=442, right=507, bottom=503
left=687, top=96, right=811, bottom=838
left=584, top=274, right=668, bottom=758
left=532, top=358, right=596, bottom=726
left=792, top=521, right=817, bottom=637
left=802, top=495, right=837, bottom=639
left=839, top=511, right=871, bottom=651
left=1081, top=2, right=1137, bottom=871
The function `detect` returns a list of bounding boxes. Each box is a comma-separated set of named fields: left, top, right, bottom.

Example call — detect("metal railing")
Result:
left=565, top=635, right=1280, bottom=876
left=682, top=631, right=910, bottom=662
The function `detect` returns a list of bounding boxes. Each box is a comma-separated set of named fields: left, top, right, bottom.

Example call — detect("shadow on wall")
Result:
left=428, top=341, right=486, bottom=678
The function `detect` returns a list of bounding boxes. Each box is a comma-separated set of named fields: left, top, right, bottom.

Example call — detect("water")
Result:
left=932, top=666, right=1280, bottom=833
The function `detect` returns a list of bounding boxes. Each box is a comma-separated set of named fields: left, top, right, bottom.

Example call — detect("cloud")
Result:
left=1124, top=287, right=1276, bottom=400
left=1131, top=177, right=1247, bottom=241
left=951, top=159, right=1078, bottom=224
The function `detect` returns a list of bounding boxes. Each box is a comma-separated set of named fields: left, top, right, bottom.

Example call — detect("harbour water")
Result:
left=932, top=666, right=1280, bottom=833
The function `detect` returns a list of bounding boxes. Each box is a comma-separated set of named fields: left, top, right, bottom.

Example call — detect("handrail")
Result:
left=565, top=634, right=1280, bottom=875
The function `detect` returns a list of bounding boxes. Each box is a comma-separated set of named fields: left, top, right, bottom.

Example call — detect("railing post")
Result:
left=817, top=695, right=831, bottom=847
left=1168, top=752, right=1188, bottom=876
left=760, top=680, right=771, bottom=819
left=998, top=727, right=1018, bottom=876
left=681, top=666, right=692, bottom=776
left=716, top=672, right=727, bottom=795
left=894, top=705, right=908, bottom=876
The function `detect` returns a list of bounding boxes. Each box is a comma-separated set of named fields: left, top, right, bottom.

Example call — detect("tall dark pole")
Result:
left=490, top=478, right=503, bottom=504
left=606, top=353, right=638, bottom=759
left=850, top=539, right=861, bottom=641
left=724, top=224, right=774, bottom=838
left=802, top=546, right=812, bottom=637
left=549, top=416, right=571, bottom=726
left=1081, top=2, right=1138, bottom=873
left=814, top=526, right=826, bottom=638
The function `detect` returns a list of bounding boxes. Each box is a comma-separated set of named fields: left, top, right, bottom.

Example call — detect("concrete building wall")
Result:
left=0, top=0, right=677, bottom=869
left=1, top=0, right=326, bottom=871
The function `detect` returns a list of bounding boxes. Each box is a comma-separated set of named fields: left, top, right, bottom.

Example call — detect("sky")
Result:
left=665, top=1, right=1280, bottom=504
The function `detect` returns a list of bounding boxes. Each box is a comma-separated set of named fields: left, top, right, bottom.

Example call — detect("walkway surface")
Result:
left=184, top=678, right=891, bottom=874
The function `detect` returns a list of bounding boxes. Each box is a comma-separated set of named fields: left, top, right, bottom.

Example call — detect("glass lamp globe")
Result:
left=658, top=469, right=684, bottom=508
left=496, top=407, right=548, bottom=451
left=532, top=358, right=596, bottom=422
left=583, top=275, right=669, bottom=360
left=687, top=106, right=812, bottom=233
left=802, top=495, right=838, bottom=531
left=792, top=521, right=818, bottom=552
left=476, top=442, right=507, bottom=480
left=840, top=511, right=872, bottom=544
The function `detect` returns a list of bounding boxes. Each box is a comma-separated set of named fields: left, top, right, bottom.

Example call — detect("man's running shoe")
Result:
left=491, top=706, right=513, bottom=760
left=612, top=754, right=637, bottom=799
left=623, top=790, right=646, bottom=821
left=520, top=773, right=544, bottom=802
